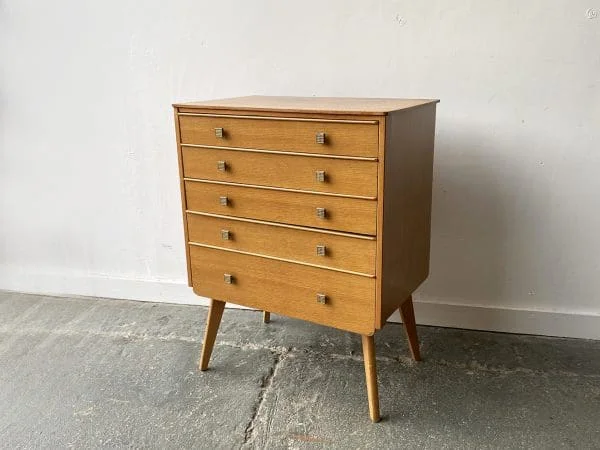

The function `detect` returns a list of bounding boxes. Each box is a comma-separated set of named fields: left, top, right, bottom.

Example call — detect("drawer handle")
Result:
left=316, top=293, right=327, bottom=304
left=316, top=245, right=327, bottom=256
left=223, top=273, right=234, bottom=284
left=217, top=160, right=227, bottom=172
left=215, top=127, right=224, bottom=138
left=221, top=229, right=231, bottom=240
left=316, top=132, right=326, bottom=144
left=315, top=170, right=326, bottom=183
left=316, top=207, right=327, bottom=219
left=219, top=196, right=229, bottom=206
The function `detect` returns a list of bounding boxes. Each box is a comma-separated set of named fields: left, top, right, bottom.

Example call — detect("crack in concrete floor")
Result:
left=242, top=350, right=285, bottom=448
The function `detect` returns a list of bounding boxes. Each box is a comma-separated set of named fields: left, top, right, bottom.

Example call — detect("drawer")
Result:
left=187, top=213, right=376, bottom=275
left=189, top=245, right=376, bottom=334
left=184, top=180, right=377, bottom=235
left=181, top=147, right=378, bottom=198
left=178, top=115, right=379, bottom=158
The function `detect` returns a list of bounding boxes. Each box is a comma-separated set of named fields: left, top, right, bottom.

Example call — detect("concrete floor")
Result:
left=0, top=292, right=599, bottom=449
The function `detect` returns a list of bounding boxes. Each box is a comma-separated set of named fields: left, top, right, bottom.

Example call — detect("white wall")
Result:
left=1, top=1, right=599, bottom=338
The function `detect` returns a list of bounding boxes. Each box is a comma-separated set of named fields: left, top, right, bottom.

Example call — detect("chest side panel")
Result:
left=377, top=104, right=438, bottom=328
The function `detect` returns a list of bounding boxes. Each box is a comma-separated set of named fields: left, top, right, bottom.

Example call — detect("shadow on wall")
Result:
left=417, top=122, right=549, bottom=310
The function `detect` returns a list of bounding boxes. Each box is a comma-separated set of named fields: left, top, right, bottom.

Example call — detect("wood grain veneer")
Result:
left=173, top=96, right=439, bottom=422
left=186, top=212, right=376, bottom=275
left=184, top=180, right=377, bottom=235
left=181, top=146, right=378, bottom=197
left=178, top=114, right=378, bottom=157
left=189, top=245, right=376, bottom=335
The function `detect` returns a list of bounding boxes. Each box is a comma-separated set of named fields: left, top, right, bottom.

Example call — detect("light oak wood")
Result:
left=174, top=110, right=193, bottom=286
left=186, top=213, right=376, bottom=275
left=177, top=109, right=387, bottom=122
left=199, top=298, right=225, bottom=371
left=182, top=143, right=377, bottom=161
left=375, top=116, right=386, bottom=317
left=399, top=295, right=421, bottom=361
left=181, top=146, right=378, bottom=197
left=185, top=180, right=377, bottom=235
left=377, top=104, right=438, bottom=327
left=361, top=335, right=380, bottom=423
left=189, top=242, right=374, bottom=277
left=174, top=95, right=438, bottom=115
left=179, top=113, right=377, bottom=124
left=187, top=211, right=375, bottom=238
left=174, top=96, right=438, bottom=422
left=178, top=114, right=379, bottom=158
left=189, top=245, right=376, bottom=335
left=185, top=178, right=375, bottom=200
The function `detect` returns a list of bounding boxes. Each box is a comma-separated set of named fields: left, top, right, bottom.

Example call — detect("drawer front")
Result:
left=181, top=147, right=378, bottom=198
left=187, top=213, right=376, bottom=275
left=189, top=245, right=376, bottom=334
left=185, top=181, right=377, bottom=235
left=178, top=115, right=379, bottom=158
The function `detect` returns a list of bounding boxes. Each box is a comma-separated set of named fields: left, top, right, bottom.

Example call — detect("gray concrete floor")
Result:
left=0, top=292, right=599, bottom=449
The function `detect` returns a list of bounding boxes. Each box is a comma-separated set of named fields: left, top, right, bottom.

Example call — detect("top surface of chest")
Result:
left=174, top=95, right=439, bottom=116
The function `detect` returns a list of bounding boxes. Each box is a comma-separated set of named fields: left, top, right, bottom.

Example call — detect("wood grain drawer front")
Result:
left=187, top=213, right=376, bottom=276
left=189, top=245, right=376, bottom=334
left=185, top=181, right=377, bottom=235
left=178, top=115, right=378, bottom=158
left=181, top=147, right=377, bottom=198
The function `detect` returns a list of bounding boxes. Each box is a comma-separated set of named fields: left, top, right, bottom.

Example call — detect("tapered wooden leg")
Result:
left=199, top=299, right=226, bottom=371
left=399, top=295, right=421, bottom=361
left=361, top=334, right=381, bottom=423
left=263, top=311, right=270, bottom=323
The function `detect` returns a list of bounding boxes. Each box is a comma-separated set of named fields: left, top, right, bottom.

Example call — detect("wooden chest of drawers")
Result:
left=173, top=96, right=439, bottom=422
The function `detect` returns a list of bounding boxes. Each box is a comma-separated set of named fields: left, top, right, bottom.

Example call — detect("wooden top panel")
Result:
left=173, top=96, right=439, bottom=116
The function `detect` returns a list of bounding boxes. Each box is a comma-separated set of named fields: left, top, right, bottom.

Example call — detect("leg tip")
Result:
left=370, top=414, right=381, bottom=423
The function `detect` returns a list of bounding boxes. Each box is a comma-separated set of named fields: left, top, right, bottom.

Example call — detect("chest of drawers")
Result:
left=173, top=96, right=438, bottom=422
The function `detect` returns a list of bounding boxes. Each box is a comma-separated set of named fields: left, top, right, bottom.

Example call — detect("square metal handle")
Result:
left=316, top=207, right=326, bottom=219
left=316, top=245, right=326, bottom=256
left=219, top=196, right=229, bottom=206
left=215, top=127, right=224, bottom=138
left=217, top=160, right=227, bottom=172
left=315, top=170, right=326, bottom=182
left=223, top=273, right=234, bottom=284
left=316, top=132, right=326, bottom=144
left=221, top=229, right=231, bottom=240
left=316, top=293, right=327, bottom=304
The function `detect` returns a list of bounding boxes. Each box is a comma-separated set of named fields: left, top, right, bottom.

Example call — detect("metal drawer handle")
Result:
left=217, top=160, right=227, bottom=172
left=223, top=273, right=234, bottom=284
left=315, top=170, right=326, bottom=182
left=316, top=293, right=327, bottom=304
left=316, top=132, right=326, bottom=144
left=221, top=229, right=231, bottom=240
left=316, top=245, right=326, bottom=256
left=219, top=196, right=229, bottom=206
left=316, top=207, right=326, bottom=219
left=215, top=127, right=224, bottom=138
